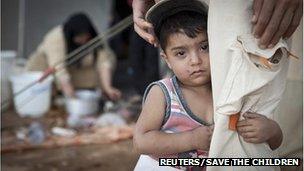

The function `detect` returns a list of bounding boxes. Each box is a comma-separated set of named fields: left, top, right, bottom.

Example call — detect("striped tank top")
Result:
left=143, top=76, right=213, bottom=171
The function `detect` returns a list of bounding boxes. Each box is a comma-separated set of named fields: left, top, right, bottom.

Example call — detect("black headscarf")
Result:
left=63, top=13, right=100, bottom=66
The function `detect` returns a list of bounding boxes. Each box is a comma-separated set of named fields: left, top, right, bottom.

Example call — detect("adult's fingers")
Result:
left=134, top=23, right=155, bottom=44
left=132, top=0, right=155, bottom=44
left=268, top=7, right=294, bottom=47
left=133, top=15, right=153, bottom=29
left=258, top=1, right=289, bottom=48
left=253, top=0, right=275, bottom=38
left=252, top=0, right=264, bottom=24
left=132, top=0, right=153, bottom=21
left=283, top=1, right=303, bottom=38
left=133, top=8, right=155, bottom=44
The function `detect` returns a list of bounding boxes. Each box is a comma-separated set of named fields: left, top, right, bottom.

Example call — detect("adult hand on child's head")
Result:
left=236, top=112, right=280, bottom=144
left=191, top=125, right=213, bottom=151
left=252, top=0, right=303, bottom=49
left=132, top=0, right=158, bottom=46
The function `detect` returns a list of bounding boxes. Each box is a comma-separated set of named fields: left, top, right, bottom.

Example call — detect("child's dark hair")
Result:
left=156, top=11, right=207, bottom=50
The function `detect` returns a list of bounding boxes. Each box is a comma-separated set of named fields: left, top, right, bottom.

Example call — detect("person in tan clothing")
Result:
left=26, top=13, right=121, bottom=101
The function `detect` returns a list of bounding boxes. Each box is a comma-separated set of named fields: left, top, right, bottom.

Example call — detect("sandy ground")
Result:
left=2, top=140, right=139, bottom=171
left=1, top=107, right=140, bottom=171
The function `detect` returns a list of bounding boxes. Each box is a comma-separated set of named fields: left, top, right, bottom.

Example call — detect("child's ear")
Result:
left=160, top=50, right=172, bottom=69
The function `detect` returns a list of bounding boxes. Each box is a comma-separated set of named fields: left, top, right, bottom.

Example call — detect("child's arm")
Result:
left=133, top=85, right=212, bottom=155
left=236, top=112, right=283, bottom=150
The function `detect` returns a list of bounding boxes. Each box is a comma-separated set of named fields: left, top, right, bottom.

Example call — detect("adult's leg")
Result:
left=129, top=29, right=145, bottom=95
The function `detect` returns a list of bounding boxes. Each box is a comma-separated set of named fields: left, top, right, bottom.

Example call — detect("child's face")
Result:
left=73, top=33, right=92, bottom=45
left=162, top=31, right=211, bottom=87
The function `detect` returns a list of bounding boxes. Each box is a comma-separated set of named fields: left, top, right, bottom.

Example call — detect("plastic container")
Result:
left=65, top=90, right=100, bottom=116
left=10, top=71, right=53, bottom=117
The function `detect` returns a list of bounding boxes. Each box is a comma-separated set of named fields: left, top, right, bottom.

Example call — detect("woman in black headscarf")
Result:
left=63, top=13, right=98, bottom=63
left=26, top=12, right=121, bottom=101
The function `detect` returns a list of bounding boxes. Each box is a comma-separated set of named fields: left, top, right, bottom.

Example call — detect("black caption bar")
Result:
left=159, top=158, right=301, bottom=167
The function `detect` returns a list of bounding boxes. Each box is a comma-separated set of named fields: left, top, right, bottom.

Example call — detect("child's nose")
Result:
left=189, top=54, right=202, bottom=65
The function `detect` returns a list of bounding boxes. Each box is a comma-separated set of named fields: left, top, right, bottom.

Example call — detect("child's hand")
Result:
left=237, top=112, right=281, bottom=145
left=191, top=125, right=214, bottom=151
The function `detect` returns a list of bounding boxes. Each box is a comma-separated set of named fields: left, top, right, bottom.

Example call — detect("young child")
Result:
left=133, top=0, right=283, bottom=170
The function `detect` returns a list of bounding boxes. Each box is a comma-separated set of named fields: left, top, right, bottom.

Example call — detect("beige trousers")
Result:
left=206, top=0, right=302, bottom=171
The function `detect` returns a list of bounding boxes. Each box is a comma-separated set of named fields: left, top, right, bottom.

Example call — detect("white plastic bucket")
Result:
left=65, top=90, right=100, bottom=116
left=10, top=71, right=53, bottom=117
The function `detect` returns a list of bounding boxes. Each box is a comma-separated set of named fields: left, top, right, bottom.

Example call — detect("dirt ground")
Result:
left=1, top=107, right=140, bottom=171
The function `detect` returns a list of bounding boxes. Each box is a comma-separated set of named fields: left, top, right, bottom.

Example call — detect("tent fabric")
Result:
left=206, top=0, right=290, bottom=170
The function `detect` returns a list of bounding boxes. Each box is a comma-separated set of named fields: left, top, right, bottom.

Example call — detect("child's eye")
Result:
left=175, top=51, right=186, bottom=57
left=200, top=44, right=209, bottom=51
